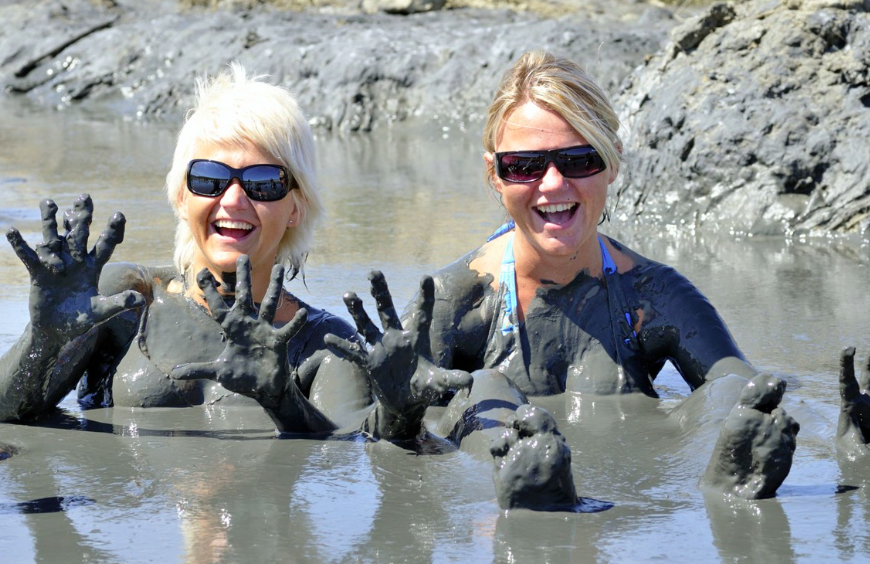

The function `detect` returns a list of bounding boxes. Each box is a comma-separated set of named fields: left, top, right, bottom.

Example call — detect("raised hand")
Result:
left=170, top=256, right=304, bottom=403
left=169, top=256, right=334, bottom=434
left=324, top=271, right=472, bottom=439
left=837, top=347, right=870, bottom=455
left=701, top=373, right=799, bottom=499
left=5, top=194, right=144, bottom=337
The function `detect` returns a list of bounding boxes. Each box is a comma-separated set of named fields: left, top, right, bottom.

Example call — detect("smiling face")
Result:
left=179, top=141, right=298, bottom=295
left=486, top=101, right=618, bottom=267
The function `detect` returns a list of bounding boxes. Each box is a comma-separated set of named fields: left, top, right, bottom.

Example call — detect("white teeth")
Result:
left=536, top=203, right=577, bottom=213
left=214, top=220, right=253, bottom=230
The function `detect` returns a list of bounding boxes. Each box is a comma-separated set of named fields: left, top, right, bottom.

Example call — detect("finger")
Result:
left=259, top=264, right=285, bottom=322
left=6, top=227, right=40, bottom=273
left=411, top=275, right=435, bottom=335
left=275, top=307, right=308, bottom=346
left=170, top=361, right=221, bottom=381
left=490, top=428, right=519, bottom=459
left=323, top=333, right=368, bottom=367
left=93, top=212, right=126, bottom=269
left=197, top=268, right=230, bottom=324
left=66, top=195, right=93, bottom=263
left=235, top=255, right=254, bottom=315
left=839, top=346, right=859, bottom=402
left=343, top=291, right=381, bottom=344
left=412, top=368, right=472, bottom=400
left=90, top=291, right=146, bottom=325
left=39, top=199, right=61, bottom=249
left=368, top=270, right=401, bottom=331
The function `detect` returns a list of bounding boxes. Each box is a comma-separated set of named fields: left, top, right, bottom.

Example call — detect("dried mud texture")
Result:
left=618, top=0, right=870, bottom=236
left=0, top=0, right=672, bottom=131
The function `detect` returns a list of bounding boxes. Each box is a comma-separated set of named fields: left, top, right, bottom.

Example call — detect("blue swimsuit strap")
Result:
left=489, top=223, right=637, bottom=346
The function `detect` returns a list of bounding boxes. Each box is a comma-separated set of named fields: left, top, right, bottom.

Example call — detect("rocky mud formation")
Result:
left=0, top=0, right=671, bottom=130
left=617, top=0, right=870, bottom=235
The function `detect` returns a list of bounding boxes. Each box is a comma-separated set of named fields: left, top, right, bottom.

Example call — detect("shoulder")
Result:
left=602, top=236, right=697, bottom=293
left=99, top=263, right=178, bottom=299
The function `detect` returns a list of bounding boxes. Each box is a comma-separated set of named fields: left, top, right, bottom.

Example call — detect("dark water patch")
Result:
left=0, top=442, right=18, bottom=460
left=0, top=495, right=95, bottom=515
left=836, top=485, right=860, bottom=494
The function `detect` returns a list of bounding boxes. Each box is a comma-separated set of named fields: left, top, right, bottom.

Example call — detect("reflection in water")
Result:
left=0, top=100, right=869, bottom=562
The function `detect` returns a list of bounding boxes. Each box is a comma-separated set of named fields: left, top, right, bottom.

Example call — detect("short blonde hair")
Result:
left=483, top=51, right=622, bottom=191
left=165, top=63, right=322, bottom=280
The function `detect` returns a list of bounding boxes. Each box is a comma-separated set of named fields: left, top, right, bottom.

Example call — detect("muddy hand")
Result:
left=701, top=373, right=799, bottom=499
left=324, top=271, right=471, bottom=424
left=490, top=405, right=578, bottom=510
left=837, top=347, right=870, bottom=447
left=170, top=256, right=306, bottom=407
left=5, top=194, right=144, bottom=336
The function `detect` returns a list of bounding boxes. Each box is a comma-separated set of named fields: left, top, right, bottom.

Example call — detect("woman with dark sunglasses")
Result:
left=0, top=64, right=398, bottom=435
left=325, top=51, right=800, bottom=510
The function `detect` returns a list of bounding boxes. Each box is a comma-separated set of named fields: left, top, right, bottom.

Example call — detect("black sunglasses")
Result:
left=494, top=144, right=606, bottom=183
left=186, top=159, right=294, bottom=202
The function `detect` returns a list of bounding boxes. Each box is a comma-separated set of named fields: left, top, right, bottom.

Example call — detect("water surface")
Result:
left=1, top=98, right=869, bottom=563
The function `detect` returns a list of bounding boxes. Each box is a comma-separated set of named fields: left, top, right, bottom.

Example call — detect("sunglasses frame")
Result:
left=186, top=159, right=295, bottom=202
left=493, top=144, right=606, bottom=183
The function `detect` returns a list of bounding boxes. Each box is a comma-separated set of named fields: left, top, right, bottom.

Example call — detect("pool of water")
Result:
left=1, top=97, right=869, bottom=563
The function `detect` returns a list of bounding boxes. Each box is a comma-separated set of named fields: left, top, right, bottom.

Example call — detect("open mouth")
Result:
left=534, top=203, right=578, bottom=225
left=213, top=219, right=254, bottom=239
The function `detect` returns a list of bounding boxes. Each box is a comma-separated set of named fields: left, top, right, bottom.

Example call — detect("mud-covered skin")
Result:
left=490, top=404, right=578, bottom=510
left=0, top=195, right=144, bottom=421
left=420, top=234, right=755, bottom=397
left=836, top=347, right=870, bottom=458
left=0, top=196, right=368, bottom=426
left=700, top=373, right=799, bottom=499
left=325, top=271, right=472, bottom=440
left=170, top=258, right=337, bottom=434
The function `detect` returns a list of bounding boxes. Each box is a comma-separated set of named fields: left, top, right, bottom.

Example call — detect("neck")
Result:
left=512, top=231, right=603, bottom=287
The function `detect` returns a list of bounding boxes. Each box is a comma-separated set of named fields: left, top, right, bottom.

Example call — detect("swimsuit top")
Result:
left=486, top=221, right=639, bottom=378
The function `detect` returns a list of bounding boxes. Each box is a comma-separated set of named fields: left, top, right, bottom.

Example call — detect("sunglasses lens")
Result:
left=240, top=165, right=288, bottom=202
left=499, top=153, right=545, bottom=182
left=557, top=147, right=606, bottom=178
left=188, top=161, right=232, bottom=196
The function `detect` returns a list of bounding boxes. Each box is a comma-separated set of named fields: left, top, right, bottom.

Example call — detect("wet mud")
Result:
left=1, top=99, right=870, bottom=561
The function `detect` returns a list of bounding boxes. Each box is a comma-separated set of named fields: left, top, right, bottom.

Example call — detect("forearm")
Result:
left=261, top=378, right=338, bottom=435
left=0, top=325, right=97, bottom=421
left=361, top=400, right=427, bottom=441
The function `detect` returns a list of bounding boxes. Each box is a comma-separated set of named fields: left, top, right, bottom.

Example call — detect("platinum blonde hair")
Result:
left=483, top=51, right=622, bottom=191
left=165, top=62, right=322, bottom=280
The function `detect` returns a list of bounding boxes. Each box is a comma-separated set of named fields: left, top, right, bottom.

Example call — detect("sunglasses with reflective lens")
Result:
left=494, top=144, right=606, bottom=183
left=186, top=159, right=294, bottom=202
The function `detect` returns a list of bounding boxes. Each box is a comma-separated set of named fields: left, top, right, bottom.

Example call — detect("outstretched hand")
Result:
left=6, top=194, right=144, bottom=337
left=170, top=256, right=306, bottom=408
left=837, top=347, right=870, bottom=452
left=324, top=271, right=471, bottom=439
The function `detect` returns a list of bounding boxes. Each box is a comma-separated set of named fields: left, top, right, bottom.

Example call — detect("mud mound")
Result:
left=617, top=0, right=870, bottom=235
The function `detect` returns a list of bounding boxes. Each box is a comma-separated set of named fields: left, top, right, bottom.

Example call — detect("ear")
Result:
left=608, top=143, right=623, bottom=185
left=287, top=195, right=300, bottom=229
left=484, top=152, right=502, bottom=194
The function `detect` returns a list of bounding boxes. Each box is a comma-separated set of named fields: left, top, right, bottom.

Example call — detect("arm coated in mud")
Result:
left=170, top=257, right=337, bottom=435
left=635, top=263, right=755, bottom=390
left=325, top=271, right=472, bottom=441
left=0, top=195, right=144, bottom=421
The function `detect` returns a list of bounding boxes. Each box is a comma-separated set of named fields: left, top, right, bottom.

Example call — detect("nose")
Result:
left=538, top=162, right=565, bottom=191
left=219, top=180, right=250, bottom=208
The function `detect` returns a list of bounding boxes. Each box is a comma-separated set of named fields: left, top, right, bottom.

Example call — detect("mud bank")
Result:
left=0, top=0, right=672, bottom=130
left=618, top=0, right=870, bottom=236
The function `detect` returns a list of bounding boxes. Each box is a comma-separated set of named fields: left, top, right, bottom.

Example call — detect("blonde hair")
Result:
left=483, top=51, right=622, bottom=191
left=165, top=63, right=323, bottom=280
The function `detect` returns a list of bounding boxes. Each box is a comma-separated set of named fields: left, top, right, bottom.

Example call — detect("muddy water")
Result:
left=1, top=97, right=870, bottom=563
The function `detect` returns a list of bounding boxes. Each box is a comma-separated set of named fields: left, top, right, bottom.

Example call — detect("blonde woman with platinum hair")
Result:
left=0, top=64, right=371, bottom=435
